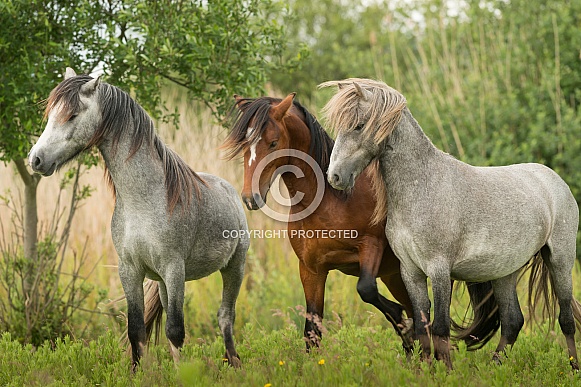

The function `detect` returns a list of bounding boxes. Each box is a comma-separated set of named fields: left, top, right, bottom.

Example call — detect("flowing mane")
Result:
left=318, top=79, right=407, bottom=225
left=318, top=78, right=407, bottom=145
left=223, top=96, right=344, bottom=196
left=44, top=75, right=206, bottom=213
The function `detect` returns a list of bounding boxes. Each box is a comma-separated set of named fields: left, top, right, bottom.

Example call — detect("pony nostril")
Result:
left=33, top=156, right=42, bottom=168
left=332, top=174, right=340, bottom=184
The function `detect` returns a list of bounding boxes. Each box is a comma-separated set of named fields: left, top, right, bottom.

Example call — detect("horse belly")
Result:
left=450, top=256, right=527, bottom=282
left=184, top=238, right=238, bottom=280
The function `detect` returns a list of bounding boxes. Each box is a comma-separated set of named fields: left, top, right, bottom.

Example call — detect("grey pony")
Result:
left=321, top=78, right=581, bottom=370
left=28, top=68, right=249, bottom=370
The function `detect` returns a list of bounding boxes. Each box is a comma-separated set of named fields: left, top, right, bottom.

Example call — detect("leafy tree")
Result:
left=0, top=0, right=296, bottom=343
left=268, top=0, right=410, bottom=101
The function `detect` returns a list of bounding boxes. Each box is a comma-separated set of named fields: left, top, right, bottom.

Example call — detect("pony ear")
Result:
left=64, top=67, right=77, bottom=79
left=338, top=82, right=347, bottom=90
left=233, top=94, right=246, bottom=107
left=80, top=76, right=101, bottom=96
left=353, top=82, right=373, bottom=101
left=272, top=92, right=296, bottom=121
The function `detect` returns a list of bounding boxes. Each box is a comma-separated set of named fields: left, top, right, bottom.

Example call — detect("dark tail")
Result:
left=527, top=249, right=581, bottom=331
left=451, top=281, right=500, bottom=350
left=143, top=280, right=164, bottom=345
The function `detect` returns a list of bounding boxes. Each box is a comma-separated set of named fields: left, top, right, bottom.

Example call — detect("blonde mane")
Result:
left=318, top=78, right=407, bottom=145
left=319, top=78, right=407, bottom=225
left=365, top=159, right=387, bottom=226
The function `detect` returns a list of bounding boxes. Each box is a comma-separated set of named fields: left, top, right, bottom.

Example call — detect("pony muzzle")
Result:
left=241, top=192, right=266, bottom=210
left=328, top=170, right=354, bottom=191
left=28, top=148, right=57, bottom=176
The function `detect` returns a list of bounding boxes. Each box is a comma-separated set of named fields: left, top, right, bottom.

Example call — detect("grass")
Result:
left=1, top=322, right=580, bottom=386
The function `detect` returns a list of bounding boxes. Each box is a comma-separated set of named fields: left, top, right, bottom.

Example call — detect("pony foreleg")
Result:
left=381, top=274, right=415, bottom=354
left=156, top=281, right=181, bottom=363
left=299, top=261, right=328, bottom=351
left=400, top=267, right=432, bottom=363
left=119, top=265, right=146, bottom=372
left=218, top=246, right=245, bottom=368
left=428, top=265, right=453, bottom=370
left=162, top=267, right=185, bottom=364
left=356, top=241, right=410, bottom=353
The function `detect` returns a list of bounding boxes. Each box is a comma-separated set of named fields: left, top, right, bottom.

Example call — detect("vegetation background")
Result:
left=1, top=0, right=581, bottom=385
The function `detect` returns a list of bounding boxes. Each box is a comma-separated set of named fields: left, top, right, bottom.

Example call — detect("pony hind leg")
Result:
left=217, top=244, right=246, bottom=368
left=490, top=271, right=524, bottom=365
left=540, top=243, right=579, bottom=370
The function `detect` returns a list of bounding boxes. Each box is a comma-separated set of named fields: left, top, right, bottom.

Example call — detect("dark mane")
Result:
left=224, top=97, right=345, bottom=197
left=45, top=75, right=206, bottom=213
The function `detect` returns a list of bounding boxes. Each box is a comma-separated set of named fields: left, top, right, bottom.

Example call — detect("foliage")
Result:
left=100, top=0, right=295, bottom=122
left=0, top=0, right=295, bottom=161
left=269, top=0, right=393, bottom=99
left=0, top=160, right=109, bottom=346
left=0, top=0, right=102, bottom=162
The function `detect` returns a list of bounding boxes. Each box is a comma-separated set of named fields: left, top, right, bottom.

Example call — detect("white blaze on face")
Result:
left=246, top=126, right=261, bottom=166
left=29, top=103, right=63, bottom=163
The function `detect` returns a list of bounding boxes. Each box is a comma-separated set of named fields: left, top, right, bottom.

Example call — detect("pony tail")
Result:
left=366, top=159, right=388, bottom=226
left=144, top=280, right=164, bottom=345
left=571, top=298, right=581, bottom=330
left=451, top=282, right=500, bottom=350
left=525, top=250, right=557, bottom=329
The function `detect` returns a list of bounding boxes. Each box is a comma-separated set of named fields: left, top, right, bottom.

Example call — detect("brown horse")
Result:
left=223, top=93, right=416, bottom=351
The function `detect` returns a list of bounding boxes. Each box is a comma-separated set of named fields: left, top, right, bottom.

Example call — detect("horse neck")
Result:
left=379, top=108, right=442, bottom=197
left=279, top=114, right=321, bottom=208
left=98, top=125, right=165, bottom=207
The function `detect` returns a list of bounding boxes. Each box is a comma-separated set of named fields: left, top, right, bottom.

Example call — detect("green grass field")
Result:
left=1, top=321, right=580, bottom=386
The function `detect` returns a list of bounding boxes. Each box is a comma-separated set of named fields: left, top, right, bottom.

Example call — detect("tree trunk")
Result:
left=14, top=158, right=41, bottom=297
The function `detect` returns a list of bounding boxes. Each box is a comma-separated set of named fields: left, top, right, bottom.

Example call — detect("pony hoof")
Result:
left=398, top=318, right=414, bottom=335
left=224, top=352, right=242, bottom=368
left=398, top=318, right=414, bottom=351
left=304, top=338, right=321, bottom=353
left=570, top=359, right=579, bottom=371
left=169, top=342, right=181, bottom=363
left=492, top=352, right=503, bottom=366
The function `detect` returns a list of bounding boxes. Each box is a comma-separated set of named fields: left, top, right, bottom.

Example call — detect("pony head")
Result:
left=223, top=93, right=296, bottom=210
left=320, top=78, right=406, bottom=191
left=29, top=68, right=102, bottom=175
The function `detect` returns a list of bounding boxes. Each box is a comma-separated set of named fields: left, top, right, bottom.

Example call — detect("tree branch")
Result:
left=13, top=158, right=37, bottom=187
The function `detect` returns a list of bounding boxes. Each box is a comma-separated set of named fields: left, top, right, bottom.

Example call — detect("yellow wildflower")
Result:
left=318, top=359, right=325, bottom=365
left=279, top=360, right=285, bottom=366
left=264, top=384, right=272, bottom=387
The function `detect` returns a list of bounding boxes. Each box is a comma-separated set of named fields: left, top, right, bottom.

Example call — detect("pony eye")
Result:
left=68, top=114, right=78, bottom=122
left=270, top=141, right=278, bottom=149
left=354, top=124, right=364, bottom=131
